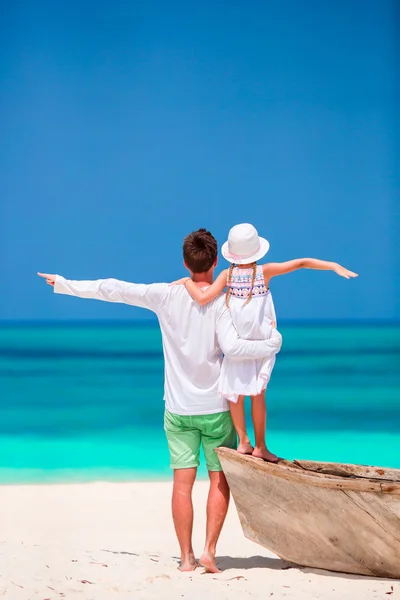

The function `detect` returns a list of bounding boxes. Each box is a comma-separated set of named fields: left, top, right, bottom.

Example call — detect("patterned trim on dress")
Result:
left=227, top=265, right=269, bottom=298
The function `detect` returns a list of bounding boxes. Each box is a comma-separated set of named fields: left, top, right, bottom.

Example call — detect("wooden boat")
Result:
left=216, top=448, right=400, bottom=578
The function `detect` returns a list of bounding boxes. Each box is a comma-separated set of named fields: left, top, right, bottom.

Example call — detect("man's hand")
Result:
left=333, top=264, right=358, bottom=279
left=37, top=273, right=56, bottom=287
left=169, top=277, right=190, bottom=286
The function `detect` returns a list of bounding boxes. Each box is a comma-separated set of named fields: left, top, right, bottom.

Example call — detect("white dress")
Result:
left=218, top=265, right=277, bottom=402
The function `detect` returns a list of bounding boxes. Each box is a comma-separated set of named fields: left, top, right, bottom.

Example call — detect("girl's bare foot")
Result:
left=252, top=446, right=279, bottom=463
left=237, top=442, right=254, bottom=455
left=199, top=551, right=221, bottom=573
left=178, top=552, right=197, bottom=571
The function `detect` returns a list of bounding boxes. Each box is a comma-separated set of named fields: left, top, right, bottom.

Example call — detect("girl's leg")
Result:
left=251, top=392, right=278, bottom=462
left=229, top=395, right=253, bottom=454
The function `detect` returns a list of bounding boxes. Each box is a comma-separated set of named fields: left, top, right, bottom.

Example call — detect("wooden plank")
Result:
left=293, top=460, right=400, bottom=482
left=216, top=448, right=400, bottom=578
left=216, top=449, right=400, bottom=495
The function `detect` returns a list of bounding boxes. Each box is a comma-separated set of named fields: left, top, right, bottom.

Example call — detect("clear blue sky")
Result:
left=1, top=0, right=398, bottom=321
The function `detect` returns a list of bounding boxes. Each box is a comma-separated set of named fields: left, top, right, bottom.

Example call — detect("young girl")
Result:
left=174, top=223, right=357, bottom=462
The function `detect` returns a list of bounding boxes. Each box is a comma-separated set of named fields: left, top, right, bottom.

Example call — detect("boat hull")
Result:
left=216, top=448, right=400, bottom=578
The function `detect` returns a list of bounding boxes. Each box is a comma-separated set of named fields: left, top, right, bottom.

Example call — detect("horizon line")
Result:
left=0, top=318, right=399, bottom=328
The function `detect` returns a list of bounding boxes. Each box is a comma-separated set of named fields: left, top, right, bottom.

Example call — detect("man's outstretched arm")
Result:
left=37, top=273, right=168, bottom=313
left=216, top=304, right=282, bottom=360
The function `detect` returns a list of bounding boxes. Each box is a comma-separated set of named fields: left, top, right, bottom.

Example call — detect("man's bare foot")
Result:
left=252, top=446, right=279, bottom=462
left=237, top=442, right=254, bottom=455
left=199, top=551, right=221, bottom=574
left=178, top=553, right=197, bottom=572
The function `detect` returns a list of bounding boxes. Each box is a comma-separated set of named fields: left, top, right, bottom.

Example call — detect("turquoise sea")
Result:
left=0, top=322, right=399, bottom=484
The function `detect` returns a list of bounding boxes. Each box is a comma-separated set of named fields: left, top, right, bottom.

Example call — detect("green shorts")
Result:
left=164, top=410, right=237, bottom=471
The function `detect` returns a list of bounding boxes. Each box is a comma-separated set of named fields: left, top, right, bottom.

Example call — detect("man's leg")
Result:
left=164, top=411, right=201, bottom=571
left=200, top=470, right=230, bottom=573
left=172, top=467, right=197, bottom=571
left=200, top=411, right=237, bottom=573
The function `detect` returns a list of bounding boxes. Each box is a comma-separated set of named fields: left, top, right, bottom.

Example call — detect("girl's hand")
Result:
left=37, top=272, right=56, bottom=286
left=333, top=264, right=358, bottom=279
left=169, top=277, right=190, bottom=286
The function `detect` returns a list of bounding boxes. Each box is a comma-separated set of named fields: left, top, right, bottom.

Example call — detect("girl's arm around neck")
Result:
left=185, top=269, right=228, bottom=305
left=262, top=259, right=358, bottom=282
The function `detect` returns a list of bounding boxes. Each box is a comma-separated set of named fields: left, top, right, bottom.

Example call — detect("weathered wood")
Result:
left=216, top=448, right=400, bottom=578
left=293, top=459, right=400, bottom=483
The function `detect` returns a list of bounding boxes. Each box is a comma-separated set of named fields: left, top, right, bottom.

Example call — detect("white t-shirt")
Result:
left=54, top=276, right=282, bottom=415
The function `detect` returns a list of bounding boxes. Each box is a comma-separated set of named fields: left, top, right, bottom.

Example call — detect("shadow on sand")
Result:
left=163, top=553, right=397, bottom=584
left=214, top=556, right=397, bottom=584
left=216, top=555, right=290, bottom=571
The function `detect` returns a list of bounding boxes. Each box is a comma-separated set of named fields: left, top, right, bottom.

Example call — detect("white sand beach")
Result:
left=1, top=481, right=398, bottom=599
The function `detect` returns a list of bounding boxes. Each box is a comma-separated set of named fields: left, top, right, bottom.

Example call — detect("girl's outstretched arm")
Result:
left=171, top=270, right=228, bottom=305
left=263, top=259, right=358, bottom=283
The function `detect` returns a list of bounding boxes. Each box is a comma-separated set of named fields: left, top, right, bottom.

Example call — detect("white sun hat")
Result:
left=221, top=223, right=270, bottom=265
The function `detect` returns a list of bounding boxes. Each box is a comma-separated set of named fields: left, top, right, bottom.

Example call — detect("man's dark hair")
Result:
left=183, top=228, right=218, bottom=273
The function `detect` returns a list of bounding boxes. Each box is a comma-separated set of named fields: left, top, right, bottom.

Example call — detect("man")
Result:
left=38, top=228, right=282, bottom=573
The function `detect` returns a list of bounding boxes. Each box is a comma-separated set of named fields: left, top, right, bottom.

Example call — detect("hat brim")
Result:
left=221, top=237, right=270, bottom=265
